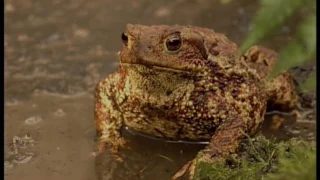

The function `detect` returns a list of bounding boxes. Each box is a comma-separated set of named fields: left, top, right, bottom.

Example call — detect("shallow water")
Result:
left=5, top=0, right=315, bottom=180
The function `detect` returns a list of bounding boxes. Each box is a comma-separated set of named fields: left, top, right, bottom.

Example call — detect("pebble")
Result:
left=13, top=153, right=33, bottom=164
left=270, top=114, right=284, bottom=130
left=5, top=134, right=37, bottom=173
left=74, top=28, right=89, bottom=38
left=237, top=8, right=245, bottom=15
left=54, top=108, right=66, bottom=117
left=307, top=132, right=314, bottom=137
left=154, top=7, right=171, bottom=18
left=17, top=34, right=30, bottom=42
left=25, top=116, right=42, bottom=125
left=290, top=130, right=300, bottom=135
left=45, top=34, right=60, bottom=44
left=4, top=161, right=14, bottom=171
left=5, top=4, right=15, bottom=12
left=5, top=99, right=19, bottom=106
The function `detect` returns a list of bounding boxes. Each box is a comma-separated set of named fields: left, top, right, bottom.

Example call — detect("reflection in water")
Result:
left=95, top=127, right=205, bottom=180
left=125, top=126, right=210, bottom=145
left=95, top=112, right=304, bottom=180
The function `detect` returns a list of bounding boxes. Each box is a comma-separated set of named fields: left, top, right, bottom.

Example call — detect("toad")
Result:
left=94, top=24, right=297, bottom=179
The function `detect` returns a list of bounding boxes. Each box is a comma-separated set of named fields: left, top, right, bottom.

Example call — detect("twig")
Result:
left=240, top=129, right=265, bottom=163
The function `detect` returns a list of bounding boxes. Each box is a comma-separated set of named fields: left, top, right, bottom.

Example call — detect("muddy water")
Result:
left=5, top=0, right=315, bottom=180
left=5, top=94, right=97, bottom=180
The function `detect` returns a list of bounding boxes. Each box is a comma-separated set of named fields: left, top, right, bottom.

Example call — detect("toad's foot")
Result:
left=172, top=155, right=225, bottom=180
left=171, top=159, right=195, bottom=180
left=173, top=115, right=253, bottom=179
left=91, top=136, right=127, bottom=162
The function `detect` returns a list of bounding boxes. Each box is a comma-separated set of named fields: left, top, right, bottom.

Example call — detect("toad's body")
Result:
left=94, top=24, right=297, bottom=178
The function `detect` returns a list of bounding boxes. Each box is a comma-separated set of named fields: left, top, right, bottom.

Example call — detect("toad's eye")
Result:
left=165, top=33, right=182, bottom=53
left=121, top=32, right=128, bottom=47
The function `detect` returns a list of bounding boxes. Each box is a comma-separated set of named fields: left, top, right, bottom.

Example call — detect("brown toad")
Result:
left=94, top=24, right=297, bottom=177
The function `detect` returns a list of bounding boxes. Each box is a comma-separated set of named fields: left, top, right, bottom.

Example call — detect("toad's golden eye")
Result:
left=121, top=32, right=128, bottom=47
left=165, top=33, right=182, bottom=53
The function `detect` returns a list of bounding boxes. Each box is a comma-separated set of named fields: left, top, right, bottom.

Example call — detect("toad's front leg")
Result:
left=172, top=117, right=250, bottom=180
left=94, top=73, right=126, bottom=160
left=243, top=45, right=298, bottom=111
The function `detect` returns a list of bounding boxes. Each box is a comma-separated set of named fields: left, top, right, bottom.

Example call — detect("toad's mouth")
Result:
left=118, top=49, right=201, bottom=73
left=120, top=62, right=194, bottom=74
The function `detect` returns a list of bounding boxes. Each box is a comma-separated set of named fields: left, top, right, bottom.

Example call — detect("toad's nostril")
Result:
left=121, top=32, right=128, bottom=46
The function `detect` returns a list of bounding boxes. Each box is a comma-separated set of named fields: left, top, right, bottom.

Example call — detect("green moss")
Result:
left=193, top=135, right=316, bottom=180
left=267, top=139, right=316, bottom=180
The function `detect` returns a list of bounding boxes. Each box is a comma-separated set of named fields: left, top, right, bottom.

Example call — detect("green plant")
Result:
left=193, top=135, right=316, bottom=180
left=221, top=0, right=316, bottom=91
left=266, top=139, right=316, bottom=180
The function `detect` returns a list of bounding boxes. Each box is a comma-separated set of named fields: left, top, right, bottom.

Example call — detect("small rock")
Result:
left=237, top=8, right=245, bottom=15
left=154, top=7, right=171, bottom=18
left=5, top=4, right=15, bottom=13
left=307, top=132, right=314, bottom=137
left=24, top=116, right=42, bottom=125
left=290, top=130, right=300, bottom=135
left=308, top=136, right=315, bottom=140
left=4, top=161, right=14, bottom=171
left=292, top=125, right=301, bottom=130
left=54, top=108, right=66, bottom=117
left=46, top=34, right=60, bottom=44
left=12, top=134, right=36, bottom=151
left=269, top=114, right=284, bottom=130
left=17, top=34, right=30, bottom=42
left=13, top=153, right=33, bottom=164
left=17, top=56, right=29, bottom=62
left=13, top=136, right=25, bottom=148
left=5, top=99, right=19, bottom=106
left=74, top=28, right=89, bottom=38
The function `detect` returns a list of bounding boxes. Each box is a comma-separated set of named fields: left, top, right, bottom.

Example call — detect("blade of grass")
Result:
left=240, top=0, right=305, bottom=52
left=156, top=154, right=174, bottom=163
left=268, top=11, right=316, bottom=79
left=301, top=70, right=316, bottom=91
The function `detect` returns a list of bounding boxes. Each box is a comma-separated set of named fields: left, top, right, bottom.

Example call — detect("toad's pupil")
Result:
left=166, top=38, right=181, bottom=51
left=168, top=39, right=180, bottom=46
left=121, top=32, right=128, bottom=46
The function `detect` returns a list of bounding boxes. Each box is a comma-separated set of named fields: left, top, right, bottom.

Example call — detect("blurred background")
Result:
left=4, top=0, right=315, bottom=180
